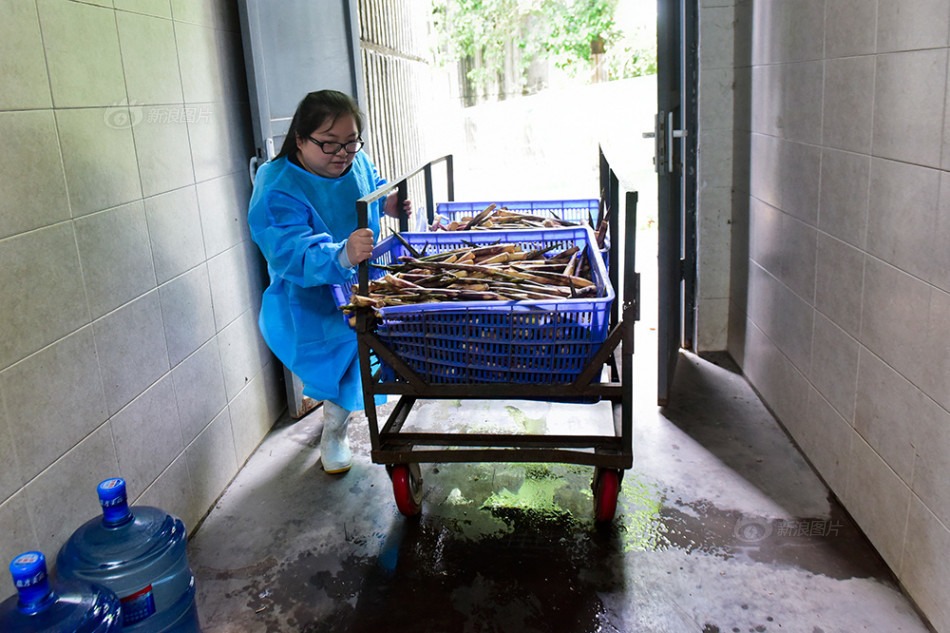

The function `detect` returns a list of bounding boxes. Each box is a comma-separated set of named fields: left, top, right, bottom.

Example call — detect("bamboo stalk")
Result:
left=461, top=203, right=497, bottom=230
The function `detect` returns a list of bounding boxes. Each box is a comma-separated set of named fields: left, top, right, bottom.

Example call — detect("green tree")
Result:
left=432, top=0, right=654, bottom=99
left=538, top=0, right=619, bottom=74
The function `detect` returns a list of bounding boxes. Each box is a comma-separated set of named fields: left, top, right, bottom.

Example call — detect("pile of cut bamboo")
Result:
left=429, top=203, right=610, bottom=252
left=428, top=203, right=580, bottom=231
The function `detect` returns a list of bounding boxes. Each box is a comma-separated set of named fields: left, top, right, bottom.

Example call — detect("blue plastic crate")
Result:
left=431, top=198, right=610, bottom=272
left=332, top=227, right=613, bottom=384
left=433, top=198, right=600, bottom=227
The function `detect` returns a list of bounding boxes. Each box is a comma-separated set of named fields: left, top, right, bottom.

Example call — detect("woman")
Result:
left=247, top=90, right=410, bottom=474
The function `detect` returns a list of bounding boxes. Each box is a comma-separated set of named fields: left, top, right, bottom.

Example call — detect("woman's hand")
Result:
left=384, top=192, right=413, bottom=219
left=345, top=228, right=375, bottom=265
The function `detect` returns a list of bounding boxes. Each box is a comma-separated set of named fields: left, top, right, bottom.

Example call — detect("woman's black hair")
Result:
left=275, top=90, right=364, bottom=159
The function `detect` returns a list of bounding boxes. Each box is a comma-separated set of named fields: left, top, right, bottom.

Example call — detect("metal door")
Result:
left=654, top=0, right=697, bottom=406
left=238, top=0, right=365, bottom=417
left=238, top=0, right=365, bottom=163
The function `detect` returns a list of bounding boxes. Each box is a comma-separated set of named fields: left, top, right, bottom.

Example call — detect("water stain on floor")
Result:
left=230, top=504, right=624, bottom=631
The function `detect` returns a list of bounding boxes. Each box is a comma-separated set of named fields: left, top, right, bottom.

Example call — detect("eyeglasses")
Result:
left=307, top=137, right=364, bottom=154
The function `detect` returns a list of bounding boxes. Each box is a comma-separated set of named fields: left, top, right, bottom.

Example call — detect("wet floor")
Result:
left=188, top=350, right=933, bottom=633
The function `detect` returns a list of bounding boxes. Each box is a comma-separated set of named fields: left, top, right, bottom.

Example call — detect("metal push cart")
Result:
left=350, top=149, right=639, bottom=523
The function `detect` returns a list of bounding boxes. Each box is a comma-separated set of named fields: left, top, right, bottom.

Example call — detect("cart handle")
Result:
left=356, top=154, right=454, bottom=296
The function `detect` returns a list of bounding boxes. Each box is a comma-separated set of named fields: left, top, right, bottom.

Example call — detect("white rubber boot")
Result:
left=320, top=401, right=352, bottom=474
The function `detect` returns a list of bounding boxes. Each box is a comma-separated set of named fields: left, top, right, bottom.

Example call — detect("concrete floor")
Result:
left=187, top=339, right=933, bottom=632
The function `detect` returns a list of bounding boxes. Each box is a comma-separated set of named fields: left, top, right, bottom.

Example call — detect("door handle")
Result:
left=647, top=113, right=663, bottom=174
left=667, top=111, right=687, bottom=174
left=642, top=130, right=657, bottom=170
left=248, top=156, right=259, bottom=184
left=647, top=112, right=687, bottom=174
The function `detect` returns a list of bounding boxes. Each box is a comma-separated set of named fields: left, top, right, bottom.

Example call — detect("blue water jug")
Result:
left=0, top=551, right=123, bottom=632
left=56, top=478, right=201, bottom=632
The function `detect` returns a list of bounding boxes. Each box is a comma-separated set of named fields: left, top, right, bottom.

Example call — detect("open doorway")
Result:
left=447, top=79, right=660, bottom=399
left=430, top=0, right=661, bottom=400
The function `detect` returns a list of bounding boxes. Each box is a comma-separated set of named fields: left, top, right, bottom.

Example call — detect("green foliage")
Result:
left=538, top=0, right=620, bottom=74
left=605, top=42, right=657, bottom=78
left=432, top=0, right=540, bottom=96
left=432, top=0, right=655, bottom=95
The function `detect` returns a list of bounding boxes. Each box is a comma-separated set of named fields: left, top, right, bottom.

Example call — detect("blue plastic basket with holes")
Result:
left=433, top=198, right=600, bottom=226
left=431, top=198, right=609, bottom=271
left=332, top=226, right=613, bottom=384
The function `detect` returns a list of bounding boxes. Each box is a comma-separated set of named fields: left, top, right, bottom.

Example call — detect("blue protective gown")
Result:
left=247, top=153, right=384, bottom=412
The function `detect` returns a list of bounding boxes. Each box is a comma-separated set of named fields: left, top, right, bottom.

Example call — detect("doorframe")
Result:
left=682, top=0, right=698, bottom=354
left=655, top=0, right=698, bottom=406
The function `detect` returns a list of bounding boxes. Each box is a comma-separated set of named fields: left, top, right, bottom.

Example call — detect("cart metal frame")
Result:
left=352, top=149, right=639, bottom=518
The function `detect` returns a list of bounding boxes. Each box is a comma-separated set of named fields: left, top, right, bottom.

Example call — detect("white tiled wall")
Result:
left=717, top=0, right=950, bottom=630
left=0, top=0, right=283, bottom=598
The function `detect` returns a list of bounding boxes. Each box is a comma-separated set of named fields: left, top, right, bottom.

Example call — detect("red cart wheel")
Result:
left=593, top=469, right=621, bottom=523
left=391, top=464, right=423, bottom=517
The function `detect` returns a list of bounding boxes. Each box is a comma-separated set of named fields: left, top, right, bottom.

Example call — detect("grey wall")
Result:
left=0, top=0, right=284, bottom=598
left=358, top=0, right=433, bottom=180
left=697, top=0, right=737, bottom=350
left=357, top=0, right=450, bottom=222
left=718, top=1, right=950, bottom=630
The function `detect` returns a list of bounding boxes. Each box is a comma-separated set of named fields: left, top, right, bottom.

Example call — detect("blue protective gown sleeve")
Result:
left=247, top=153, right=385, bottom=412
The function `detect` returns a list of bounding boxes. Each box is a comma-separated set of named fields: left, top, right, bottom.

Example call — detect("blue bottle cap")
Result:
left=97, top=478, right=133, bottom=527
left=10, top=551, right=53, bottom=611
